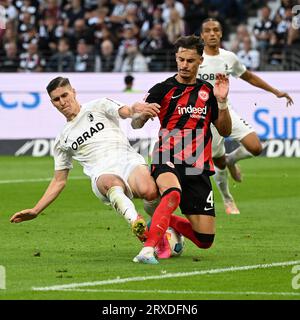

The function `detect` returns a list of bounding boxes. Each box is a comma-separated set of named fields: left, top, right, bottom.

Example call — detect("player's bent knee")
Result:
left=97, top=175, right=125, bottom=194
left=140, top=188, right=158, bottom=201
left=193, top=231, right=215, bottom=249
left=251, top=143, right=263, bottom=156
left=245, top=140, right=263, bottom=156
left=137, top=182, right=158, bottom=201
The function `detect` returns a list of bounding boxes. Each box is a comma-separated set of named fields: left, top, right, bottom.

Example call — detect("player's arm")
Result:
left=10, top=169, right=69, bottom=223
left=240, top=70, right=294, bottom=107
left=118, top=102, right=160, bottom=121
left=212, top=73, right=232, bottom=137
left=131, top=84, right=164, bottom=128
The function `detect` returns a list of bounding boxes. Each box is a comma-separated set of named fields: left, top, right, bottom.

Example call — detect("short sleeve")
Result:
left=101, top=97, right=125, bottom=119
left=144, top=83, right=165, bottom=104
left=230, top=52, right=247, bottom=78
left=53, top=137, right=73, bottom=171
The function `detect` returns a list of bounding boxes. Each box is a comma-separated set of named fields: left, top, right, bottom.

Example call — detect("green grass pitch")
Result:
left=0, top=155, right=299, bottom=300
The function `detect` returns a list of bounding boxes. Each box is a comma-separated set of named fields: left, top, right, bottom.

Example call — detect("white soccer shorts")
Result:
left=91, top=152, right=146, bottom=204
left=212, top=108, right=255, bottom=158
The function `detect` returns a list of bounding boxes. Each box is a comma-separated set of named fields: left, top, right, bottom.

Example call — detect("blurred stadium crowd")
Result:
left=0, top=0, right=299, bottom=73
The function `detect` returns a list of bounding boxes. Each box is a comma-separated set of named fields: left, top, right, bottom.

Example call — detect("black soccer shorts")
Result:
left=151, top=163, right=215, bottom=216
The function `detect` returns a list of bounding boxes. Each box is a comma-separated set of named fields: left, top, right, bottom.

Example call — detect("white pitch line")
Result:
left=32, top=260, right=300, bottom=292
left=0, top=176, right=86, bottom=184
left=59, top=289, right=300, bottom=296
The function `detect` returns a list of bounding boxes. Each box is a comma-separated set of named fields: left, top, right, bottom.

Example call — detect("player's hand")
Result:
left=10, top=209, right=39, bottom=223
left=132, top=102, right=160, bottom=120
left=132, top=102, right=160, bottom=116
left=276, top=91, right=294, bottom=107
left=213, top=73, right=229, bottom=102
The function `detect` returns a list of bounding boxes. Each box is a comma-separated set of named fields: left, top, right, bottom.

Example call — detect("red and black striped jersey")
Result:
left=145, top=75, right=219, bottom=174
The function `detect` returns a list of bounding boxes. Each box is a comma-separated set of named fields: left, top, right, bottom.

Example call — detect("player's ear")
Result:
left=199, top=56, right=204, bottom=64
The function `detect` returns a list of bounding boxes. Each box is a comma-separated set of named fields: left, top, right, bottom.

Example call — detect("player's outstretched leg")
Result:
left=225, top=154, right=242, bottom=182
left=132, top=214, right=148, bottom=242
left=133, top=246, right=159, bottom=264
left=169, top=215, right=215, bottom=249
left=226, top=135, right=264, bottom=182
left=213, top=167, right=240, bottom=215
left=106, top=186, right=148, bottom=240
left=145, top=219, right=172, bottom=259
left=133, top=188, right=181, bottom=264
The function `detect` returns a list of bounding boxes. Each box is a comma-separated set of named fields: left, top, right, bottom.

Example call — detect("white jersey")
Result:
left=198, top=49, right=246, bottom=108
left=198, top=48, right=246, bottom=87
left=198, top=48, right=254, bottom=157
left=53, top=97, right=143, bottom=180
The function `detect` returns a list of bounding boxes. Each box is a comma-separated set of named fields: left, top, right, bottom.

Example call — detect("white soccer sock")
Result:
left=143, top=197, right=160, bottom=216
left=213, top=167, right=233, bottom=202
left=106, top=186, right=138, bottom=224
left=227, top=145, right=253, bottom=165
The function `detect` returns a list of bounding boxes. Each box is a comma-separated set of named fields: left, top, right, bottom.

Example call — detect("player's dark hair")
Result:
left=200, top=18, right=223, bottom=33
left=46, top=77, right=71, bottom=95
left=124, top=74, right=134, bottom=84
left=174, top=35, right=204, bottom=56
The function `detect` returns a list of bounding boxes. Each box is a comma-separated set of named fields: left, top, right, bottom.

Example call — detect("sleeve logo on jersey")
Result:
left=198, top=89, right=209, bottom=102
left=71, top=122, right=104, bottom=151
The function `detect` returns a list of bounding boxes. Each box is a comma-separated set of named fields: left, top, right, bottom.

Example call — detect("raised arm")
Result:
left=240, top=70, right=294, bottom=107
left=213, top=73, right=232, bottom=137
left=10, top=169, right=69, bottom=223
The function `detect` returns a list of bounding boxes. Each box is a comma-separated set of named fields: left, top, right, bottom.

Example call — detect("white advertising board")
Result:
left=0, top=72, right=299, bottom=139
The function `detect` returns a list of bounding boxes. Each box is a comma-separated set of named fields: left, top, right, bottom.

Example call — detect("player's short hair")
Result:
left=124, top=74, right=134, bottom=84
left=200, top=18, right=223, bottom=33
left=174, top=35, right=204, bottom=56
left=46, top=77, right=71, bottom=95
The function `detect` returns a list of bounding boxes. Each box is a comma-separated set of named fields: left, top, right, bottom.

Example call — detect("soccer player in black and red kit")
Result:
left=132, top=35, right=232, bottom=264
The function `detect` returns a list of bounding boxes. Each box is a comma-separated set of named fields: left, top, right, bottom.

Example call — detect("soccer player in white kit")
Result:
left=198, top=19, right=294, bottom=214
left=10, top=77, right=161, bottom=246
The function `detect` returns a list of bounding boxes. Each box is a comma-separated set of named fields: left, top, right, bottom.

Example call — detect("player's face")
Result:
left=50, top=85, right=79, bottom=120
left=175, top=47, right=203, bottom=84
left=201, top=21, right=222, bottom=47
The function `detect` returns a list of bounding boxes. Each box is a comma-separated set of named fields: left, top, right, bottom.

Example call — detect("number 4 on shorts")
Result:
left=204, top=191, right=214, bottom=211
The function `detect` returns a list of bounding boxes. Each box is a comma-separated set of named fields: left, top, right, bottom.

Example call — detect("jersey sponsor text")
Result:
left=71, top=122, right=104, bottom=150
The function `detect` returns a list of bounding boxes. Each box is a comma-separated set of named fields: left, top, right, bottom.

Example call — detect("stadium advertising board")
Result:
left=0, top=73, right=299, bottom=156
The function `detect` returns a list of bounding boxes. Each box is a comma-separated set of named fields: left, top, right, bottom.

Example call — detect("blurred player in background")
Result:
left=123, top=74, right=135, bottom=92
left=199, top=18, right=294, bottom=214
left=10, top=77, right=161, bottom=247
left=131, top=35, right=232, bottom=264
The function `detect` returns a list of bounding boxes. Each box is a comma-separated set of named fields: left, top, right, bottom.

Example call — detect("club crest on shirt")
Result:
left=166, top=161, right=175, bottom=168
left=198, top=89, right=209, bottom=101
left=87, top=112, right=94, bottom=122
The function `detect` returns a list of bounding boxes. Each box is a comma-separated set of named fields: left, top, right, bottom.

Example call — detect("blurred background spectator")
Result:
left=184, top=0, right=208, bottom=35
left=74, top=39, right=94, bottom=72
left=0, top=41, right=19, bottom=71
left=237, top=36, right=260, bottom=70
left=253, top=5, right=275, bottom=50
left=164, top=7, right=187, bottom=44
left=0, top=0, right=299, bottom=72
left=19, top=42, right=46, bottom=72
left=46, top=37, right=75, bottom=71
left=94, top=38, right=115, bottom=72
